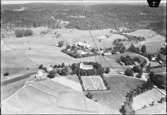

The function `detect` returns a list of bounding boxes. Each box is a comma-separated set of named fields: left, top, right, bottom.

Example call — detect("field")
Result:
left=2, top=27, right=164, bottom=79
left=81, top=76, right=107, bottom=91
left=132, top=88, right=165, bottom=111
left=88, top=75, right=144, bottom=111
left=1, top=3, right=166, bottom=78
left=2, top=78, right=115, bottom=114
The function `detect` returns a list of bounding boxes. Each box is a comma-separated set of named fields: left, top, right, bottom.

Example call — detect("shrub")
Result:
left=15, top=29, right=24, bottom=37
left=85, top=92, right=93, bottom=99
left=120, top=101, right=135, bottom=115
left=160, top=47, right=166, bottom=55
left=24, top=29, right=33, bottom=36
left=128, top=44, right=140, bottom=53
left=15, top=29, right=33, bottom=37
left=58, top=40, right=64, bottom=47
left=150, top=72, right=166, bottom=89
left=132, top=65, right=142, bottom=73
left=141, top=45, right=147, bottom=55
left=48, top=70, right=57, bottom=78
left=124, top=68, right=134, bottom=76
left=133, top=57, right=141, bottom=63
left=3, top=72, right=9, bottom=76
left=38, top=64, right=44, bottom=69
left=104, top=67, right=110, bottom=74
left=47, top=74, right=55, bottom=78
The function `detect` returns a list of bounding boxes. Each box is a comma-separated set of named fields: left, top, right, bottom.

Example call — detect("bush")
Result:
left=150, top=72, right=166, bottom=89
left=15, top=29, right=33, bottom=37
left=47, top=70, right=57, bottom=78
left=3, top=72, right=9, bottom=76
left=124, top=68, right=134, bottom=76
left=133, top=57, right=141, bottom=63
left=141, top=45, right=147, bottom=55
left=120, top=102, right=135, bottom=115
left=120, top=55, right=134, bottom=65
left=58, top=40, right=64, bottom=47
left=104, top=67, right=110, bottom=74
left=160, top=47, right=166, bottom=55
left=85, top=92, right=93, bottom=99
left=128, top=44, right=140, bottom=53
left=24, top=29, right=33, bottom=36
left=132, top=65, right=142, bottom=73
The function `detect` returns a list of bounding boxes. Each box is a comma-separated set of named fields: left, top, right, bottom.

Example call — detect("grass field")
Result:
left=89, top=76, right=144, bottom=111
left=2, top=78, right=115, bottom=114
left=2, top=27, right=158, bottom=78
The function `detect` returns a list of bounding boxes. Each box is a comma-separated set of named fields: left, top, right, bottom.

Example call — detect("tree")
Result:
left=47, top=70, right=57, bottom=78
left=120, top=102, right=135, bottom=115
left=104, top=67, right=110, bottom=73
left=146, top=63, right=151, bottom=73
left=128, top=44, right=140, bottom=53
left=58, top=40, right=64, bottom=47
left=141, top=45, right=146, bottom=54
left=160, top=47, right=166, bottom=55
left=85, top=92, right=93, bottom=99
left=124, top=68, right=134, bottom=76
left=3, top=72, right=9, bottom=76
left=132, top=65, right=142, bottom=73
left=38, top=64, right=43, bottom=69
left=133, top=57, right=141, bottom=63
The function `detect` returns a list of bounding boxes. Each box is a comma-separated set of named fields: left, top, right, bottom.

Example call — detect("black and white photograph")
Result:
left=1, top=0, right=166, bottom=114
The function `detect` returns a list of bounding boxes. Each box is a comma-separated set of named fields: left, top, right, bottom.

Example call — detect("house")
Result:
left=79, top=63, right=93, bottom=70
left=77, top=50, right=88, bottom=55
left=35, top=69, right=47, bottom=79
left=141, top=72, right=149, bottom=81
left=75, top=42, right=91, bottom=49
left=151, top=57, right=157, bottom=61
left=104, top=52, right=112, bottom=56
left=46, top=66, right=54, bottom=72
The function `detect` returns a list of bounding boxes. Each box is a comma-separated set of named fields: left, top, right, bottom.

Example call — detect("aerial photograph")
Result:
left=1, top=0, right=166, bottom=114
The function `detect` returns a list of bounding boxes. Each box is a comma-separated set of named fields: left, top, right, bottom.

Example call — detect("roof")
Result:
left=80, top=63, right=93, bottom=70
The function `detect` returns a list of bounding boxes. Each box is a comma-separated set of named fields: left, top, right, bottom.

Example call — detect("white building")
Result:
left=77, top=50, right=88, bottom=55
left=75, top=41, right=91, bottom=49
left=35, top=69, right=47, bottom=80
left=79, top=63, right=93, bottom=70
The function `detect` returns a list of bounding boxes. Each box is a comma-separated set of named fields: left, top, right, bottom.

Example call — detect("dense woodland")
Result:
left=2, top=4, right=166, bottom=36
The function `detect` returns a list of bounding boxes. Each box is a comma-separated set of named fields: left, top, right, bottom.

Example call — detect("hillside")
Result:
left=1, top=4, right=166, bottom=36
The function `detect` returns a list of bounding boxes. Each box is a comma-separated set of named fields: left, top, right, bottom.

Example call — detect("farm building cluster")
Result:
left=34, top=61, right=110, bottom=91
left=62, top=40, right=127, bottom=58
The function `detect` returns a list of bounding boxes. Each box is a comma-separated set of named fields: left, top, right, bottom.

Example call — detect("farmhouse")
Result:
left=77, top=50, right=88, bottom=55
left=79, top=63, right=93, bottom=70
left=35, top=69, right=47, bottom=80
left=75, top=41, right=91, bottom=49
